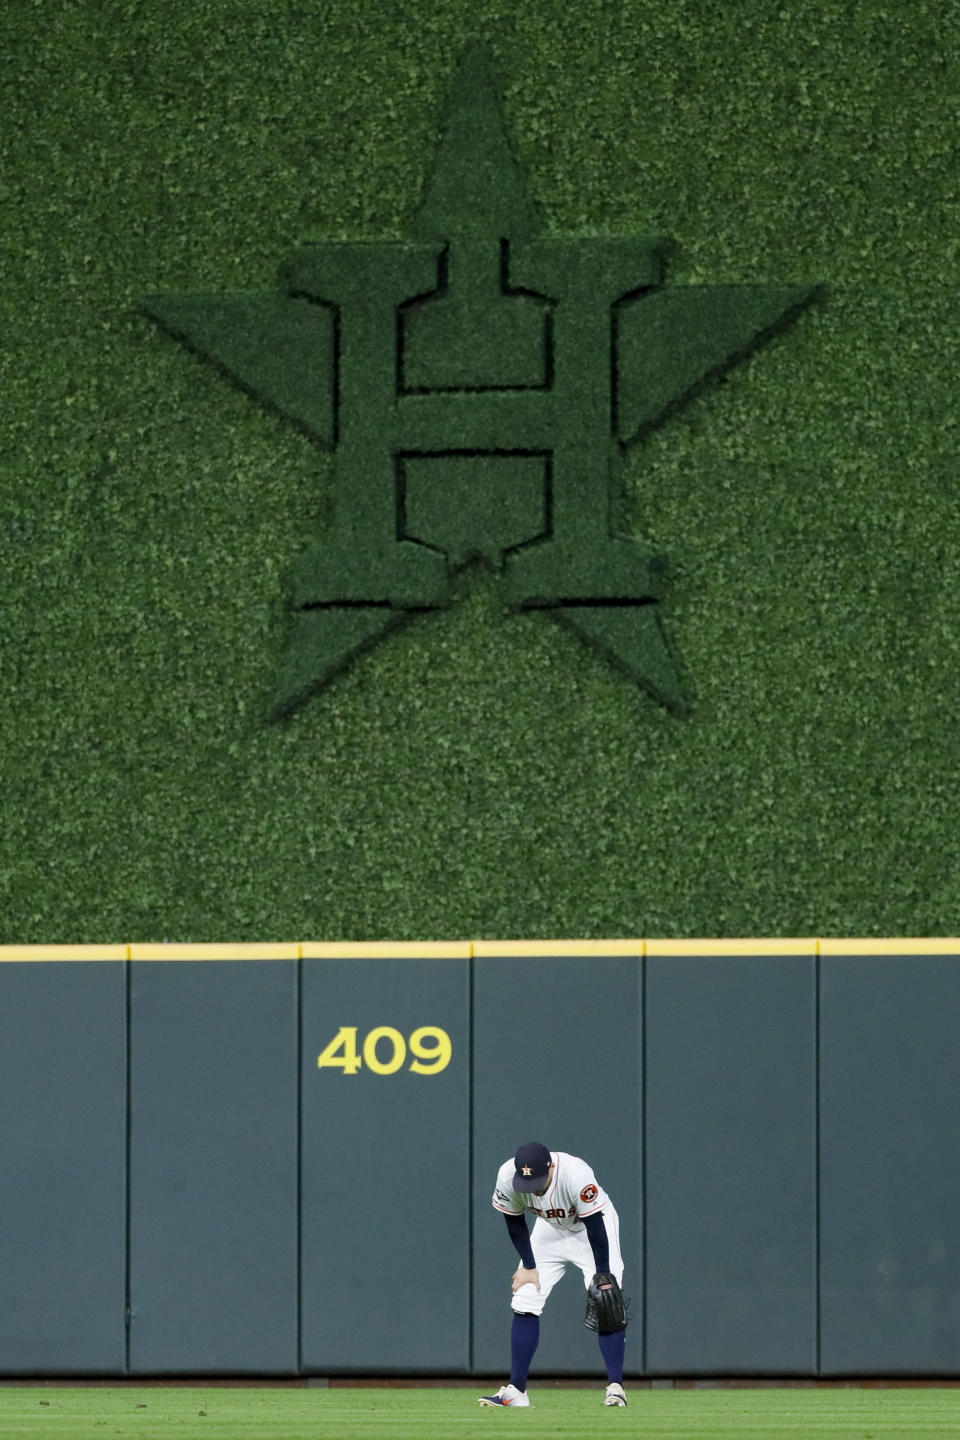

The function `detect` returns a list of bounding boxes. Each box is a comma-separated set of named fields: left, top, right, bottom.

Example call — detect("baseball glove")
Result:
left=584, top=1272, right=629, bottom=1334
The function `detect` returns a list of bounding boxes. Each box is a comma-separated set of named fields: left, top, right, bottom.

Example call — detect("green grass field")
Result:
left=1, top=1388, right=959, bottom=1440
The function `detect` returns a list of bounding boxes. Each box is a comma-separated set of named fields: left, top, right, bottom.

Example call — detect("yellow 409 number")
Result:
left=316, top=1025, right=452, bottom=1076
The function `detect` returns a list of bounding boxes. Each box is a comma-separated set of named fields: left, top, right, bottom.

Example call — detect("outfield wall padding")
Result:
left=128, top=958, right=299, bottom=1374
left=300, top=950, right=471, bottom=1372
left=0, top=959, right=127, bottom=1373
left=819, top=950, right=960, bottom=1375
left=644, top=948, right=817, bottom=1374
left=1, top=939, right=958, bottom=1377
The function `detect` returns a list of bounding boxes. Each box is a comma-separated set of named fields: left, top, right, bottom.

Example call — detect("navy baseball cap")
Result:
left=513, top=1141, right=552, bottom=1192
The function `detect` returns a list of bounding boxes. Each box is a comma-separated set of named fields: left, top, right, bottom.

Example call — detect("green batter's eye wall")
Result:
left=1, top=939, right=959, bottom=1378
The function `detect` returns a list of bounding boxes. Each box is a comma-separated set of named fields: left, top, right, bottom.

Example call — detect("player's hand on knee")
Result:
left=512, top=1267, right=540, bottom=1293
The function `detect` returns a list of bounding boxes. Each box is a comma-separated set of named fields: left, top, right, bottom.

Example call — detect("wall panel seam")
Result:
left=640, top=948, right=648, bottom=1377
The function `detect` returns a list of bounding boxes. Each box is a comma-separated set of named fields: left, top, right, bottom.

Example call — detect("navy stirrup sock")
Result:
left=510, top=1313, right=540, bottom=1391
left=598, top=1328, right=625, bottom=1384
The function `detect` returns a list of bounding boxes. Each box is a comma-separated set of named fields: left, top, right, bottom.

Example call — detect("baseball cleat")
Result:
left=603, top=1382, right=627, bottom=1407
left=478, top=1383, right=531, bottom=1407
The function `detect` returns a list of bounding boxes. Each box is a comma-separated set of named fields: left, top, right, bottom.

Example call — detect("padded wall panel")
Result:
left=820, top=951, right=960, bottom=1373
left=0, top=961, right=127, bottom=1371
left=300, top=954, right=470, bottom=1372
left=128, top=960, right=298, bottom=1372
left=645, top=949, right=817, bottom=1374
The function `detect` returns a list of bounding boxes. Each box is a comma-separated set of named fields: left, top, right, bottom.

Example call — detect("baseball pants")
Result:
left=511, top=1206, right=623, bottom=1316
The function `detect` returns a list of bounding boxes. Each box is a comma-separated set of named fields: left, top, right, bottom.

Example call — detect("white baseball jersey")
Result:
left=492, top=1151, right=610, bottom=1233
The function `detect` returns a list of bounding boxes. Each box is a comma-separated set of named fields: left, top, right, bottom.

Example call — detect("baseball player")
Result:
left=478, top=1141, right=628, bottom=1409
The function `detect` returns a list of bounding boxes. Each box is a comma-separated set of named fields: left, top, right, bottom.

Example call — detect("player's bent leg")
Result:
left=566, top=1210, right=627, bottom=1399
left=510, top=1224, right=566, bottom=1319
left=483, top=1222, right=568, bottom=1406
left=598, top=1329, right=626, bottom=1388
left=510, top=1263, right=547, bottom=1316
left=507, top=1312, right=539, bottom=1394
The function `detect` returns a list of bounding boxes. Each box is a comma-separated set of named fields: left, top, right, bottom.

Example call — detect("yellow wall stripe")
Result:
left=473, top=939, right=644, bottom=956
left=646, top=938, right=818, bottom=957
left=0, top=940, right=957, bottom=961
left=818, top=937, right=960, bottom=955
left=0, top=945, right=130, bottom=961
left=129, top=943, right=301, bottom=961
left=301, top=941, right=472, bottom=959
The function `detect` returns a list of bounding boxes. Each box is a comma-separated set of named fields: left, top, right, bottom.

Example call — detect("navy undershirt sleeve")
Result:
left=504, top=1212, right=536, bottom=1270
left=582, top=1211, right=610, bottom=1272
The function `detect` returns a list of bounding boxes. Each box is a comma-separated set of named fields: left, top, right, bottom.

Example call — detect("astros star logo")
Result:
left=141, top=40, right=821, bottom=720
left=522, top=1166, right=533, bottom=1177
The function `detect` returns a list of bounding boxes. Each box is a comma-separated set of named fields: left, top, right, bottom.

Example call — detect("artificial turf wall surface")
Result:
left=2, top=1, right=957, bottom=942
